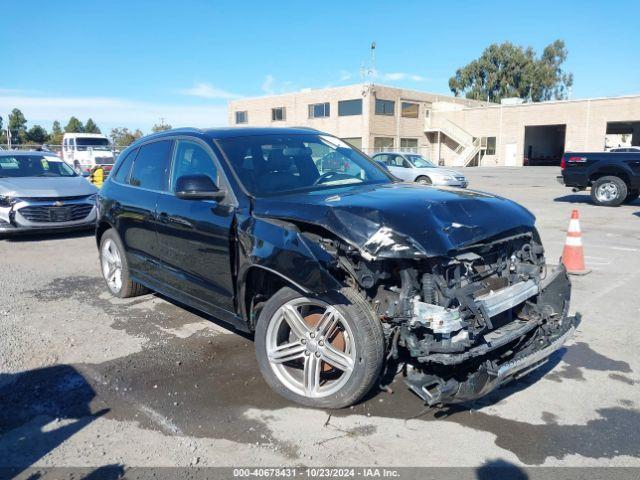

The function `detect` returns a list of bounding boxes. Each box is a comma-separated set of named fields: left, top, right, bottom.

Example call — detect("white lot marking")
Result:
left=159, top=321, right=231, bottom=338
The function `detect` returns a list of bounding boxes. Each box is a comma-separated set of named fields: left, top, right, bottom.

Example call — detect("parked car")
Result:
left=371, top=152, right=468, bottom=187
left=62, top=133, right=115, bottom=175
left=97, top=127, right=573, bottom=408
left=558, top=151, right=640, bottom=206
left=0, top=151, right=98, bottom=235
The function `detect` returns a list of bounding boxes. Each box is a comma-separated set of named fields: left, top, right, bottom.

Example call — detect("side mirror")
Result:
left=175, top=175, right=225, bottom=200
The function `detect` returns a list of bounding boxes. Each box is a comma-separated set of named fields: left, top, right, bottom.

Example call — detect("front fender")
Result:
left=236, top=215, right=342, bottom=296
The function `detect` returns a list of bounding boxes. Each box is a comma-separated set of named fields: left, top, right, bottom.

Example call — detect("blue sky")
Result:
left=1, top=0, right=639, bottom=133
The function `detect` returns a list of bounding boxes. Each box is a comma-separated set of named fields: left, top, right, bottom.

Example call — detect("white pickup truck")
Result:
left=62, top=133, right=115, bottom=175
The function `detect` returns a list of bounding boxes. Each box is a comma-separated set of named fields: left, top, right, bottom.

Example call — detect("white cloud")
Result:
left=261, top=74, right=276, bottom=95
left=0, top=94, right=228, bottom=131
left=260, top=75, right=298, bottom=96
left=381, top=72, right=428, bottom=82
left=179, top=82, right=240, bottom=99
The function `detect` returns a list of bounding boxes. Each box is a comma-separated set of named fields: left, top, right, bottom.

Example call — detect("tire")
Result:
left=624, top=189, right=639, bottom=204
left=255, top=286, right=385, bottom=409
left=99, top=229, right=148, bottom=298
left=590, top=176, right=627, bottom=206
left=416, top=176, right=432, bottom=185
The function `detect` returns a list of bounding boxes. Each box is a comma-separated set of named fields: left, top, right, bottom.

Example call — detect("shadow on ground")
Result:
left=0, top=365, right=108, bottom=476
left=1, top=229, right=94, bottom=243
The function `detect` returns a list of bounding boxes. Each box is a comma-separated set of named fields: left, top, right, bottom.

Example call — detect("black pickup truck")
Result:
left=559, top=151, right=640, bottom=206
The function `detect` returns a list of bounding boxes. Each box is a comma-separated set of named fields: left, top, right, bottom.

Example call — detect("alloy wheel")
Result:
left=101, top=238, right=123, bottom=293
left=596, top=181, right=619, bottom=202
left=265, top=298, right=356, bottom=399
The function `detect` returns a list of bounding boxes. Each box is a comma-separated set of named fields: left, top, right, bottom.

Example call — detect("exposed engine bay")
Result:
left=316, top=227, right=574, bottom=405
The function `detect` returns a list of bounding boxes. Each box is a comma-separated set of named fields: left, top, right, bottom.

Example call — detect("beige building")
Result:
left=228, top=84, right=640, bottom=167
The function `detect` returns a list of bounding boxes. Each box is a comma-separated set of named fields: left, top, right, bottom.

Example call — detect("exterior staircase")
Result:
left=425, top=118, right=484, bottom=167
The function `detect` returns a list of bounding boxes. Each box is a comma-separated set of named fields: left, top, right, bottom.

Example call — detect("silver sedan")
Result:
left=372, top=152, right=468, bottom=187
left=0, top=151, right=98, bottom=235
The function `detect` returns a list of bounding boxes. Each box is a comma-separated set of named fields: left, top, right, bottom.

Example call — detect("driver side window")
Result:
left=171, top=140, right=218, bottom=192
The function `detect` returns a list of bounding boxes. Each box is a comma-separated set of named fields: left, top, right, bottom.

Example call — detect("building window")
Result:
left=271, top=107, right=286, bottom=122
left=401, top=102, right=419, bottom=118
left=308, top=102, right=330, bottom=118
left=338, top=99, right=362, bottom=116
left=375, top=99, right=395, bottom=116
left=374, top=137, right=394, bottom=152
left=342, top=137, right=362, bottom=149
left=486, top=137, right=496, bottom=155
left=235, top=111, right=247, bottom=124
left=400, top=138, right=418, bottom=151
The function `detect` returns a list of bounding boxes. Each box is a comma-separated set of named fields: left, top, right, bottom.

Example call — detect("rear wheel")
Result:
left=255, top=287, right=384, bottom=408
left=416, top=176, right=432, bottom=185
left=590, top=176, right=627, bottom=206
left=99, top=229, right=148, bottom=298
left=624, top=189, right=639, bottom=204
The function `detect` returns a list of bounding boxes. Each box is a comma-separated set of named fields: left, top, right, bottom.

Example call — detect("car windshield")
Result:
left=0, top=155, right=77, bottom=178
left=407, top=155, right=436, bottom=168
left=217, top=133, right=392, bottom=196
left=75, top=137, right=110, bottom=151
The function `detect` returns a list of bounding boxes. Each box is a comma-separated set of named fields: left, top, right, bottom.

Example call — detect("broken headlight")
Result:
left=0, top=196, right=16, bottom=207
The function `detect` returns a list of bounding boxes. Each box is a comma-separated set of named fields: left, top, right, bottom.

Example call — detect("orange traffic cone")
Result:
left=562, top=209, right=590, bottom=275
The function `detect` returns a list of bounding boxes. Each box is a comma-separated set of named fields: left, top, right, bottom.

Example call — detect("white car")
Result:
left=372, top=152, right=468, bottom=187
left=62, top=133, right=115, bottom=175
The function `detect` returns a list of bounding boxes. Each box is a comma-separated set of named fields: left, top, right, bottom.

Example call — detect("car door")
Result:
left=386, top=154, right=412, bottom=181
left=155, top=137, right=236, bottom=312
left=114, top=139, right=173, bottom=277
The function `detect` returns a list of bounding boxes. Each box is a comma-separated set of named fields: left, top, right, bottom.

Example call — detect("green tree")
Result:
left=110, top=127, right=143, bottom=148
left=64, top=116, right=85, bottom=133
left=449, top=40, right=573, bottom=103
left=49, top=120, right=64, bottom=145
left=151, top=120, right=172, bottom=132
left=8, top=108, right=28, bottom=144
left=84, top=118, right=101, bottom=133
left=25, top=125, right=49, bottom=144
left=0, top=115, right=4, bottom=145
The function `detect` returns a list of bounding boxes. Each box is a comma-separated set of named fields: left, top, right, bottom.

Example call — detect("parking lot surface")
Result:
left=1, top=167, right=639, bottom=469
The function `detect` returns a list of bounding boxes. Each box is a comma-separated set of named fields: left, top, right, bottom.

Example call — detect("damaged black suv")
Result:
left=96, top=127, right=574, bottom=408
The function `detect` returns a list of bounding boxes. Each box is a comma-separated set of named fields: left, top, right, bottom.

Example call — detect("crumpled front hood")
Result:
left=0, top=176, right=98, bottom=198
left=253, top=182, right=535, bottom=258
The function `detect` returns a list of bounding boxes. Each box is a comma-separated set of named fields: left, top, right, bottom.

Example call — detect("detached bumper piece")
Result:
left=405, top=265, right=575, bottom=405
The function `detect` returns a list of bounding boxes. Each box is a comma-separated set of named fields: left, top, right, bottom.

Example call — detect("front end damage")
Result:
left=322, top=227, right=574, bottom=405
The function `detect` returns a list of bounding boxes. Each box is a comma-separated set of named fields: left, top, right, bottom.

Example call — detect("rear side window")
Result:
left=112, top=148, right=138, bottom=183
left=129, top=140, right=173, bottom=190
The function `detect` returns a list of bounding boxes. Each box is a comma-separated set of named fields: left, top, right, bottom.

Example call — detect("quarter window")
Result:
left=271, top=107, right=286, bottom=121
left=129, top=140, right=173, bottom=191
left=401, top=102, right=419, bottom=118
left=308, top=102, right=330, bottom=118
left=235, top=111, right=247, bottom=124
left=338, top=99, right=362, bottom=116
left=171, top=140, right=218, bottom=191
left=112, top=148, right=138, bottom=183
left=375, top=99, right=395, bottom=116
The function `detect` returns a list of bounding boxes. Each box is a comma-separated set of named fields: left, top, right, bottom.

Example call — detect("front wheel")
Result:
left=590, top=176, right=628, bottom=206
left=415, top=176, right=432, bottom=185
left=255, top=287, right=384, bottom=408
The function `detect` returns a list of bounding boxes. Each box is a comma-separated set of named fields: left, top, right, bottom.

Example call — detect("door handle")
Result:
left=158, top=212, right=193, bottom=228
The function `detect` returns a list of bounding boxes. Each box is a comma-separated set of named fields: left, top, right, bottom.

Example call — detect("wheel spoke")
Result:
left=303, top=354, right=322, bottom=397
left=315, top=307, right=339, bottom=337
left=268, top=341, right=306, bottom=364
left=322, top=344, right=354, bottom=372
left=282, top=305, right=311, bottom=339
